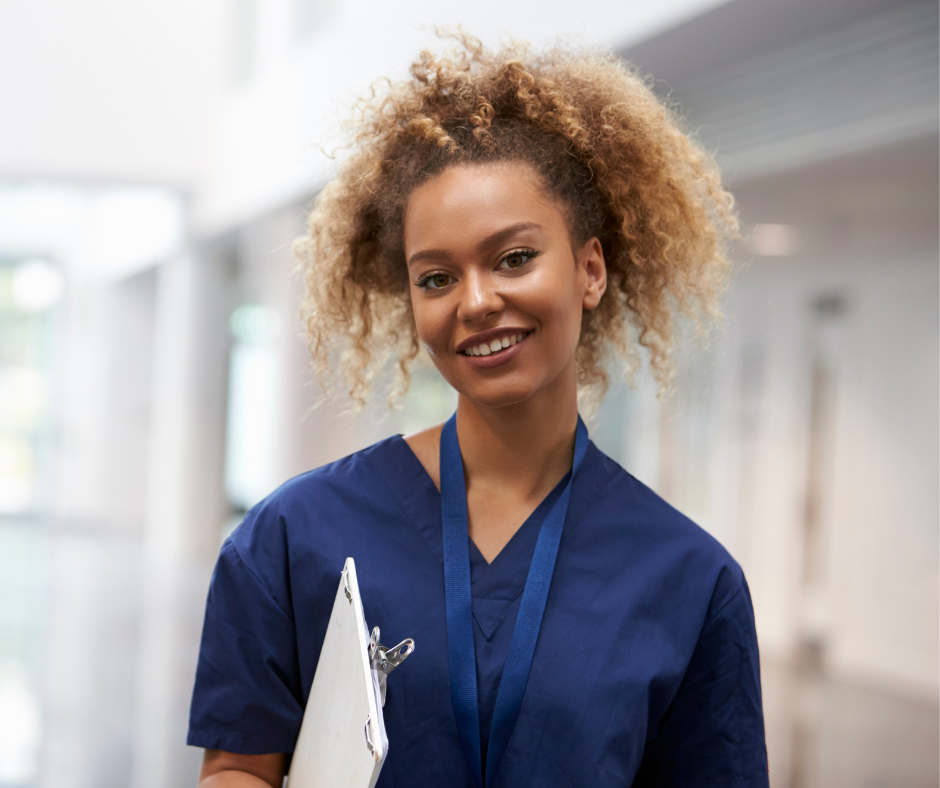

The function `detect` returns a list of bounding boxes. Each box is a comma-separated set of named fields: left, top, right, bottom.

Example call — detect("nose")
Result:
left=457, top=269, right=503, bottom=324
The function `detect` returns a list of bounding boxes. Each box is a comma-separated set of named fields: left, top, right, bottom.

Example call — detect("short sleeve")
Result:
left=186, top=526, right=304, bottom=754
left=633, top=574, right=770, bottom=787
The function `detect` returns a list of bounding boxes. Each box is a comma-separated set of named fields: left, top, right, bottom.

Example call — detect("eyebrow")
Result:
left=406, top=221, right=543, bottom=267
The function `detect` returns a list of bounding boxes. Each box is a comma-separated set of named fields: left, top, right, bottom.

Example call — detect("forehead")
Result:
left=403, top=162, right=569, bottom=256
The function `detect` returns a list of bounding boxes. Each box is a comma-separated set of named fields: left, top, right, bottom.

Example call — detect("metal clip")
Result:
left=364, top=715, right=374, bottom=755
left=343, top=569, right=352, bottom=604
left=369, top=626, right=414, bottom=706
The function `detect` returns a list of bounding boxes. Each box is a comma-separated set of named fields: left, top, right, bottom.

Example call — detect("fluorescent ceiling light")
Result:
left=749, top=223, right=800, bottom=257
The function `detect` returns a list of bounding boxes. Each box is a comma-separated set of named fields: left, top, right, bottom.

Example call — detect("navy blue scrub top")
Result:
left=188, top=434, right=769, bottom=787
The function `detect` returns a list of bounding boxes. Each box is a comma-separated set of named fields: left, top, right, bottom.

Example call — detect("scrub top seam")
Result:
left=368, top=447, right=446, bottom=571
left=186, top=720, right=298, bottom=755
left=556, top=459, right=621, bottom=551
left=701, top=572, right=746, bottom=632
left=224, top=537, right=296, bottom=624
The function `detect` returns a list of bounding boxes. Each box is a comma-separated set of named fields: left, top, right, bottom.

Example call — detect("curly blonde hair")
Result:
left=295, top=33, right=737, bottom=406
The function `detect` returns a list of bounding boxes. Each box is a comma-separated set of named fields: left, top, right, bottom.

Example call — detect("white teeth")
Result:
left=463, top=332, right=528, bottom=356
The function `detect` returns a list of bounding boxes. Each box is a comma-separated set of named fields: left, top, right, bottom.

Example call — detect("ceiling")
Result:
left=620, top=0, right=926, bottom=91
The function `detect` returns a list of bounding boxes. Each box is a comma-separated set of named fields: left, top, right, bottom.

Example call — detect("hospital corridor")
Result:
left=0, top=0, right=937, bottom=785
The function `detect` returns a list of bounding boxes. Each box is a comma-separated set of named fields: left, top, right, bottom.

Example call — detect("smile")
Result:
left=462, top=332, right=530, bottom=357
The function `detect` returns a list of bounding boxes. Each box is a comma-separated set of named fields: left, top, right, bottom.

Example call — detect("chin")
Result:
left=455, top=380, right=544, bottom=410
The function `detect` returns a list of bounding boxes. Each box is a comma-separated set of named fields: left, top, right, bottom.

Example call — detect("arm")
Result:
left=633, top=574, right=769, bottom=786
left=188, top=538, right=303, bottom=780
left=198, top=750, right=286, bottom=788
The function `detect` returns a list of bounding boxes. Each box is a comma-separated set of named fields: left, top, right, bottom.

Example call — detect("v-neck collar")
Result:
left=368, top=433, right=617, bottom=638
left=466, top=475, right=567, bottom=639
left=468, top=471, right=567, bottom=577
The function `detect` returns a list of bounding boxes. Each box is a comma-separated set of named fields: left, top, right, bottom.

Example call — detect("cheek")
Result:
left=548, top=297, right=583, bottom=356
left=516, top=266, right=583, bottom=338
left=409, top=295, right=450, bottom=358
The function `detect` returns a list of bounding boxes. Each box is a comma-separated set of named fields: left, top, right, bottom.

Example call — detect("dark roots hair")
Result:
left=294, top=32, right=738, bottom=406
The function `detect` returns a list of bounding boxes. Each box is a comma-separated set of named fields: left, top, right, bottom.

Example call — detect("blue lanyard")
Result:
left=440, top=412, right=589, bottom=787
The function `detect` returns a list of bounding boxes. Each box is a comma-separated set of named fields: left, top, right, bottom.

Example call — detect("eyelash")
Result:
left=414, top=270, right=453, bottom=290
left=498, top=248, right=539, bottom=271
left=414, top=248, right=540, bottom=290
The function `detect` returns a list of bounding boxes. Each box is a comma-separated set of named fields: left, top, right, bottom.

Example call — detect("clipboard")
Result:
left=286, top=558, right=414, bottom=788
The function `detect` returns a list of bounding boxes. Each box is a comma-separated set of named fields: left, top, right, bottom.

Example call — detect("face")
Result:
left=403, top=161, right=606, bottom=410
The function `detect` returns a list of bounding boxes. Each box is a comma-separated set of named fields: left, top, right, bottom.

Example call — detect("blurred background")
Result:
left=0, top=0, right=937, bottom=786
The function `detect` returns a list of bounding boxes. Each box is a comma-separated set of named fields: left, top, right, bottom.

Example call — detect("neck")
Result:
left=455, top=363, right=579, bottom=498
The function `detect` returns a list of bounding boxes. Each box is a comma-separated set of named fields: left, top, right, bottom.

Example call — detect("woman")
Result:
left=189, top=35, right=769, bottom=787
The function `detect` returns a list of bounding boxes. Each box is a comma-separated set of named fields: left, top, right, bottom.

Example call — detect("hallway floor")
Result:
left=763, top=657, right=939, bottom=787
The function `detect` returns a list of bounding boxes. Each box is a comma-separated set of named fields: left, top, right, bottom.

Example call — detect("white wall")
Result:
left=195, top=0, right=733, bottom=232
left=0, top=0, right=733, bottom=229
left=720, top=256, right=939, bottom=698
left=0, top=0, right=224, bottom=188
left=825, top=262, right=938, bottom=696
left=690, top=136, right=938, bottom=698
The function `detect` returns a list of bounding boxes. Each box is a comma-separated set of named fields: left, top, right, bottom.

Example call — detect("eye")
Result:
left=497, top=248, right=538, bottom=271
left=415, top=271, right=455, bottom=290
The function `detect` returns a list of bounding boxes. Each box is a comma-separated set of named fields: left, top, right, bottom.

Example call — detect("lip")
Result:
left=455, top=326, right=532, bottom=354
left=459, top=330, right=531, bottom=370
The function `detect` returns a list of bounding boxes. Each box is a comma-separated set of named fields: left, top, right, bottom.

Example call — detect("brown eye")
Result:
left=497, top=249, right=537, bottom=270
left=416, top=271, right=454, bottom=290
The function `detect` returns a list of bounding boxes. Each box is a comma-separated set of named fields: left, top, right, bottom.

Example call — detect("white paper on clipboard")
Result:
left=286, top=558, right=413, bottom=788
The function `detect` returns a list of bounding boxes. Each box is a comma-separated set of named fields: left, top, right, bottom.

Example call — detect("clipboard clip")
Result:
left=369, top=626, right=414, bottom=706
left=343, top=569, right=353, bottom=604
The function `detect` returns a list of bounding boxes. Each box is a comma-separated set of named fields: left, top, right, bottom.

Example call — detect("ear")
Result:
left=579, top=237, right=607, bottom=310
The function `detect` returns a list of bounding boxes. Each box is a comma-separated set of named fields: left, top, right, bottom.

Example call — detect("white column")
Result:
left=132, top=247, right=230, bottom=788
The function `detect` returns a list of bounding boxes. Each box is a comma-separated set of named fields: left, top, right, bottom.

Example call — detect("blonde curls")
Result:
left=295, top=32, right=738, bottom=406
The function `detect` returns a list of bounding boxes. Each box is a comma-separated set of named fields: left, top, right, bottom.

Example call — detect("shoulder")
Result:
left=204, top=433, right=415, bottom=623
left=226, top=433, right=409, bottom=565
left=261, top=432, right=407, bottom=512
left=584, top=442, right=744, bottom=610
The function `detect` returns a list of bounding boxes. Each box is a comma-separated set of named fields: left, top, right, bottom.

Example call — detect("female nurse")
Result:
left=188, top=34, right=769, bottom=788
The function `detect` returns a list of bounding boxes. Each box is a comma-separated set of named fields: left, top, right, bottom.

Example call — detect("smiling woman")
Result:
left=296, top=34, right=736, bottom=406
left=188, top=32, right=767, bottom=788
left=404, top=163, right=606, bottom=412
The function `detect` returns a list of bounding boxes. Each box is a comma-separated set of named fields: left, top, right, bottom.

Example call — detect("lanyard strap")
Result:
left=440, top=413, right=589, bottom=787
